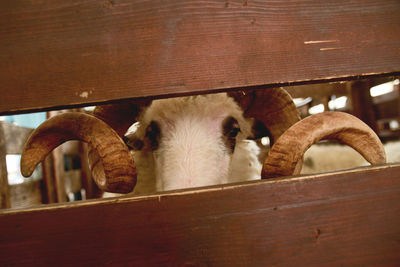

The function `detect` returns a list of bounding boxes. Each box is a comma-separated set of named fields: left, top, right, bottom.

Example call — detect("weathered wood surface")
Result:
left=1, top=0, right=399, bottom=115
left=1, top=164, right=400, bottom=266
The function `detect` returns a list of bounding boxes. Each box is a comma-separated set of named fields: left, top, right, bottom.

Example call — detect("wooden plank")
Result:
left=1, top=164, right=400, bottom=266
left=0, top=124, right=10, bottom=208
left=0, top=0, right=399, bottom=115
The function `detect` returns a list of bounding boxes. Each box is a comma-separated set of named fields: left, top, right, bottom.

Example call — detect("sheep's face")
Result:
left=125, top=93, right=252, bottom=192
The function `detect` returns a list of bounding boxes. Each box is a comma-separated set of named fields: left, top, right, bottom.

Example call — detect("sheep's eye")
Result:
left=229, top=126, right=240, bottom=138
left=222, top=116, right=240, bottom=153
left=223, top=117, right=240, bottom=137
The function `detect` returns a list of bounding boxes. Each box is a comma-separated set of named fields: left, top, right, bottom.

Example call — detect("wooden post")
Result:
left=79, top=142, right=100, bottom=199
left=396, top=78, right=400, bottom=133
left=321, top=96, right=330, bottom=112
left=0, top=123, right=10, bottom=208
left=47, top=111, right=67, bottom=203
left=41, top=157, right=57, bottom=204
left=348, top=80, right=378, bottom=133
left=51, top=147, right=67, bottom=203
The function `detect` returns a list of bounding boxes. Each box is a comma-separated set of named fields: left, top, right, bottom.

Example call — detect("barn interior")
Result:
left=1, top=0, right=399, bottom=265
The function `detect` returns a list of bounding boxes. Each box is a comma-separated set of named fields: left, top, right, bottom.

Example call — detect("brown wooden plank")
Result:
left=0, top=124, right=10, bottom=208
left=1, top=164, right=400, bottom=266
left=0, top=0, right=399, bottom=115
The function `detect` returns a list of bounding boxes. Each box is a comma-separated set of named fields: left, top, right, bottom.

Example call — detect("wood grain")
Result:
left=0, top=164, right=400, bottom=266
left=0, top=0, right=399, bottom=115
left=0, top=124, right=10, bottom=208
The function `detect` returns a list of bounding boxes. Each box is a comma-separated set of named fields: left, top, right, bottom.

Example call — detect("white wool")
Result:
left=229, top=140, right=265, bottom=183
left=383, top=141, right=400, bottom=164
left=299, top=140, right=400, bottom=175
left=301, top=143, right=369, bottom=174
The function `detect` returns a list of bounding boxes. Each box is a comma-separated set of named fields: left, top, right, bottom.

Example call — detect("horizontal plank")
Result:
left=1, top=164, right=400, bottom=266
left=1, top=0, right=400, bottom=115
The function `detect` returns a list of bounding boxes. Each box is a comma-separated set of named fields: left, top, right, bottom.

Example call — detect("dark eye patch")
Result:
left=222, top=116, right=240, bottom=153
left=145, top=121, right=161, bottom=150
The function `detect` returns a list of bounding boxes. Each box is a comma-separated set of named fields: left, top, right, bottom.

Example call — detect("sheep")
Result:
left=20, top=89, right=386, bottom=195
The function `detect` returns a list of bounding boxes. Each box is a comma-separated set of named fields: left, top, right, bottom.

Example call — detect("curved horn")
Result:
left=228, top=87, right=300, bottom=143
left=262, top=112, right=386, bottom=179
left=21, top=112, right=136, bottom=193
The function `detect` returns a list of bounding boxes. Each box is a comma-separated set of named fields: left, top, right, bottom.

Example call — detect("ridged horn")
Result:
left=21, top=112, right=136, bottom=193
left=88, top=100, right=151, bottom=193
left=262, top=112, right=386, bottom=178
left=228, top=87, right=300, bottom=143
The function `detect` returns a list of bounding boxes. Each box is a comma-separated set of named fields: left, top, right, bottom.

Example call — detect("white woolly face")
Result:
left=154, top=116, right=231, bottom=191
left=125, top=93, right=252, bottom=192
